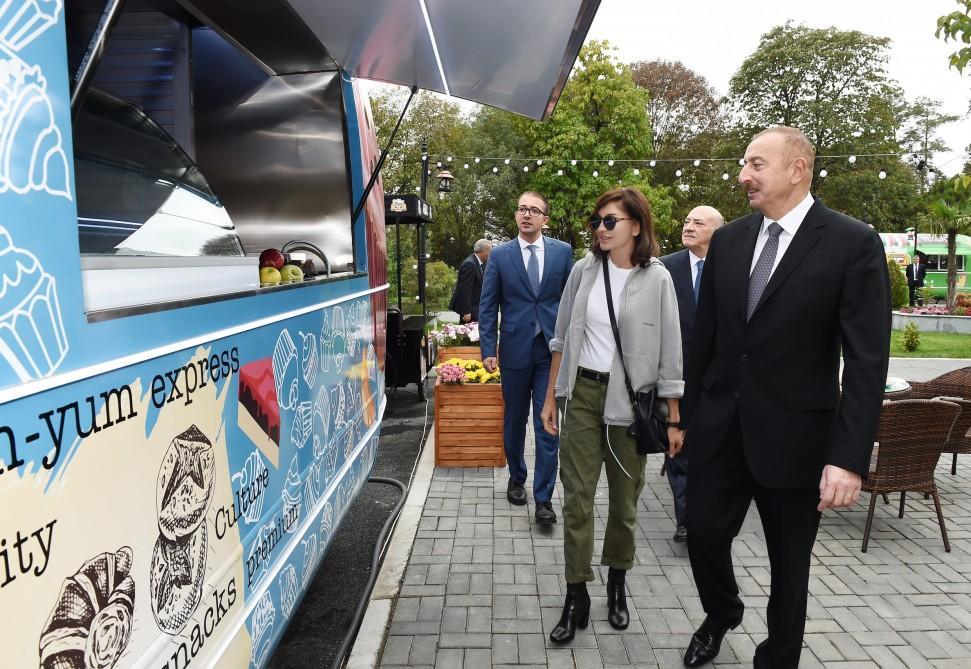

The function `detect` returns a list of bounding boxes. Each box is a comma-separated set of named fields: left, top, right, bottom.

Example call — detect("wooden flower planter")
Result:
left=436, top=345, right=481, bottom=362
left=434, top=378, right=506, bottom=467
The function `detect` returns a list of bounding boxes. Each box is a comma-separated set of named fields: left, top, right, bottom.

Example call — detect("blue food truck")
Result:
left=0, top=1, right=599, bottom=667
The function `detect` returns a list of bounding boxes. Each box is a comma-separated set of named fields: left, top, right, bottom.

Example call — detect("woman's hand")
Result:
left=667, top=427, right=684, bottom=458
left=540, top=398, right=559, bottom=435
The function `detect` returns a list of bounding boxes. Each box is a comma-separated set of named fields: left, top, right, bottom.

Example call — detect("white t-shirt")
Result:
left=577, top=257, right=634, bottom=373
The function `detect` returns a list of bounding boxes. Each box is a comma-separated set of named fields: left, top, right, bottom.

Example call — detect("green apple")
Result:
left=260, top=266, right=282, bottom=286
left=280, top=264, right=305, bottom=283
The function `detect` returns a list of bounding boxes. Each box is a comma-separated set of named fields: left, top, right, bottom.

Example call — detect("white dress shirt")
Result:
left=689, top=249, right=705, bottom=286
left=749, top=192, right=815, bottom=278
left=518, top=235, right=545, bottom=282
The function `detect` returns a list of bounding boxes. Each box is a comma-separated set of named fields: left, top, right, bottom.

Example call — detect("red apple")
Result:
left=259, top=248, right=285, bottom=269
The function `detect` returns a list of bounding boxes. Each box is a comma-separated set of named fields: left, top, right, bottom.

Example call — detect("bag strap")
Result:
left=602, top=258, right=639, bottom=406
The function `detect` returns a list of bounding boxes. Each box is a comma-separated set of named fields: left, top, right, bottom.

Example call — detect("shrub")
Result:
left=887, top=258, right=908, bottom=310
left=902, top=321, right=920, bottom=352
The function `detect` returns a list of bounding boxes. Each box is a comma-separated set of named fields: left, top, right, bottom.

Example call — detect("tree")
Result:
left=726, top=23, right=922, bottom=225
left=898, top=97, right=960, bottom=190
left=516, top=41, right=676, bottom=253
left=887, top=257, right=908, bottom=310
left=926, top=190, right=971, bottom=310
left=400, top=257, right=457, bottom=313
left=629, top=60, right=722, bottom=159
left=937, top=0, right=971, bottom=74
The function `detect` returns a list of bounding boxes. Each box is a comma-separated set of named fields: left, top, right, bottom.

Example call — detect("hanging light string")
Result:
left=418, top=151, right=902, bottom=181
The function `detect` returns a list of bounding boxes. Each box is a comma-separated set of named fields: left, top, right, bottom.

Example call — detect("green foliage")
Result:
left=726, top=23, right=921, bottom=225
left=887, top=258, right=909, bottom=310
left=937, top=0, right=971, bottom=73
left=399, top=257, right=457, bottom=314
left=520, top=41, right=674, bottom=251
left=925, top=183, right=971, bottom=309
left=901, top=321, right=921, bottom=352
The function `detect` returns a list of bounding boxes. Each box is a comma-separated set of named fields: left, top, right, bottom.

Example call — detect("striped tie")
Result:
left=746, top=222, right=783, bottom=321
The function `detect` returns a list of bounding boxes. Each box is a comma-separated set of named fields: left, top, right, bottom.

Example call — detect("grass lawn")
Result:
left=890, top=329, right=971, bottom=358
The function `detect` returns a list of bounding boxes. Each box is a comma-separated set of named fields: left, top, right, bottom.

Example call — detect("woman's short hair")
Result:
left=590, top=187, right=658, bottom=266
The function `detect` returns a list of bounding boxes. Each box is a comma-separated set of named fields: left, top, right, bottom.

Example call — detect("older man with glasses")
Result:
left=479, top=192, right=573, bottom=525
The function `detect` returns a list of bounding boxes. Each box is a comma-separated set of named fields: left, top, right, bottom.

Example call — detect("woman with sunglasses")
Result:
left=540, top=187, right=684, bottom=643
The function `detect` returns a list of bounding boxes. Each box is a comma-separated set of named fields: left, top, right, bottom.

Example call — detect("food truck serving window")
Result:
left=69, top=1, right=356, bottom=317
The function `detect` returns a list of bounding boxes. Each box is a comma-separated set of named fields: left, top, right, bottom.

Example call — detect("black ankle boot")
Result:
left=549, top=582, right=591, bottom=643
left=607, top=568, right=629, bottom=630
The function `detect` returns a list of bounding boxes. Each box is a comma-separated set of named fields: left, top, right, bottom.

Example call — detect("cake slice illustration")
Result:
left=0, top=226, right=68, bottom=382
left=238, top=357, right=280, bottom=468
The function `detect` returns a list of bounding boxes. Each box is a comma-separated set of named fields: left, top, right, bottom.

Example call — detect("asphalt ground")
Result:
left=269, top=383, right=432, bottom=669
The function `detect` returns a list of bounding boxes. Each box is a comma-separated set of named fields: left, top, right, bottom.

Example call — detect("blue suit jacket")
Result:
left=659, top=249, right=696, bottom=348
left=479, top=236, right=573, bottom=370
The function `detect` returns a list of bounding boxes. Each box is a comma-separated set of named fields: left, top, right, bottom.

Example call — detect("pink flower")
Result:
left=437, top=363, right=466, bottom=384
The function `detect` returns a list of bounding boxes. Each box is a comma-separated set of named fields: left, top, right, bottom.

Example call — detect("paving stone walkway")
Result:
left=376, top=360, right=971, bottom=668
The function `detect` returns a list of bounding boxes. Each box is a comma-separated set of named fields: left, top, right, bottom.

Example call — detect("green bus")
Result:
left=880, top=232, right=971, bottom=300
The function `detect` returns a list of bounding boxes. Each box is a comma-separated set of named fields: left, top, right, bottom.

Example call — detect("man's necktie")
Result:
left=480, top=261, right=485, bottom=274
left=693, top=259, right=704, bottom=305
left=526, top=245, right=541, bottom=293
left=527, top=245, right=541, bottom=334
left=746, top=222, right=783, bottom=321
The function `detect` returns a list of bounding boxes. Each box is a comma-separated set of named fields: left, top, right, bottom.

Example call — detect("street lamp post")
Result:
left=418, top=140, right=429, bottom=315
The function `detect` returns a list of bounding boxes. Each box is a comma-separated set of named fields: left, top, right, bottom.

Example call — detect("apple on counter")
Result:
left=259, top=266, right=282, bottom=286
left=280, top=264, right=305, bottom=283
left=259, top=248, right=285, bottom=269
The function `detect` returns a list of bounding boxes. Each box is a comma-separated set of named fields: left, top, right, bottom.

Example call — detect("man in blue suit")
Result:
left=480, top=192, right=573, bottom=525
left=660, top=205, right=724, bottom=543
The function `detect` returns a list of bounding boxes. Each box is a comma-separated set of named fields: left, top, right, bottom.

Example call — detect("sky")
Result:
left=586, top=0, right=970, bottom=175
left=363, top=1, right=970, bottom=176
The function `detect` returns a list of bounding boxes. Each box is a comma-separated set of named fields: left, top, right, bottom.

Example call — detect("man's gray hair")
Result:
left=752, top=125, right=816, bottom=174
left=473, top=239, right=492, bottom=253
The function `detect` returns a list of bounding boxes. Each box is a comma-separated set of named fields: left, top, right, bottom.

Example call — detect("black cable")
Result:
left=329, top=476, right=408, bottom=669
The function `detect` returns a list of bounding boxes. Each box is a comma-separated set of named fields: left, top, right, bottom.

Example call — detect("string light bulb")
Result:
left=492, top=166, right=498, bottom=173
left=608, top=160, right=615, bottom=166
left=504, top=158, right=510, bottom=165
left=819, top=169, right=828, bottom=178
left=523, top=166, right=529, bottom=172
left=848, top=155, right=857, bottom=163
left=571, top=159, right=577, bottom=166
left=557, top=169, right=563, bottom=176
left=593, top=170, right=599, bottom=177
left=649, top=160, right=656, bottom=167
left=722, top=173, right=729, bottom=180
left=633, top=168, right=640, bottom=176
left=474, top=157, right=480, bottom=163
left=675, top=169, right=682, bottom=177
left=879, top=171, right=887, bottom=180
left=693, top=160, right=701, bottom=167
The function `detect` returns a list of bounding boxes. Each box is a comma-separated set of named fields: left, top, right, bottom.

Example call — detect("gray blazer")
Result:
left=550, top=254, right=684, bottom=425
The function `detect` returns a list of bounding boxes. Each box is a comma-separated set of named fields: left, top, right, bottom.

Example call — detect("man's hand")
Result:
left=818, top=464, right=862, bottom=511
left=462, top=313, right=472, bottom=323
left=667, top=428, right=684, bottom=458
left=483, top=356, right=498, bottom=373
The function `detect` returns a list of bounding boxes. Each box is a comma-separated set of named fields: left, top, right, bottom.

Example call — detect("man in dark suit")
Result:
left=660, top=204, right=724, bottom=544
left=680, top=127, right=890, bottom=668
left=905, top=253, right=926, bottom=306
left=479, top=192, right=573, bottom=525
left=449, top=239, right=492, bottom=322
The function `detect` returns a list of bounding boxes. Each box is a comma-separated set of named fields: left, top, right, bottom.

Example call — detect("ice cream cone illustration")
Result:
left=0, top=225, right=67, bottom=381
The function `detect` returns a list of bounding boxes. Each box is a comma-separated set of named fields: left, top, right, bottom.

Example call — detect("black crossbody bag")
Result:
left=602, top=259, right=668, bottom=455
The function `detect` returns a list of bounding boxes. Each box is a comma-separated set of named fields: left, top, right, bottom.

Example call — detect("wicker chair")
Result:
left=893, top=366, right=971, bottom=473
left=938, top=397, right=971, bottom=475
left=904, top=366, right=971, bottom=401
left=860, top=399, right=960, bottom=553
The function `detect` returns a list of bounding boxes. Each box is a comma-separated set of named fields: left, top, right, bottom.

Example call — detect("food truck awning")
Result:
left=183, top=0, right=601, bottom=120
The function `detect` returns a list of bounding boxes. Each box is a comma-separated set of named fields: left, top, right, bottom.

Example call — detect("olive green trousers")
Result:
left=560, top=372, right=647, bottom=584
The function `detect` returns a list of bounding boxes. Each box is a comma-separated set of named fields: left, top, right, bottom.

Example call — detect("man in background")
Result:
left=450, top=239, right=492, bottom=322
left=905, top=252, right=926, bottom=306
left=479, top=192, right=572, bottom=525
left=660, top=204, right=724, bottom=544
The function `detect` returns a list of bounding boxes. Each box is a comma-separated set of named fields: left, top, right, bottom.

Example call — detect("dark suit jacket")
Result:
left=682, top=199, right=891, bottom=489
left=905, top=263, right=926, bottom=288
left=659, top=249, right=697, bottom=348
left=660, top=248, right=697, bottom=418
left=449, top=253, right=484, bottom=320
left=479, top=237, right=573, bottom=370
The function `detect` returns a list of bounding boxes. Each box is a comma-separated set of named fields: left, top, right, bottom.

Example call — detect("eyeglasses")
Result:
left=516, top=205, right=547, bottom=217
left=589, top=215, right=634, bottom=231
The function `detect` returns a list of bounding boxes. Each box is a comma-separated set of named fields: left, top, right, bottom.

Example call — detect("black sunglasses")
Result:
left=588, top=214, right=634, bottom=231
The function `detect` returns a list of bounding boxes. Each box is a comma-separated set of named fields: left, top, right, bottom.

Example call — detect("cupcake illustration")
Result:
left=0, top=226, right=67, bottom=381
left=0, top=0, right=63, bottom=52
